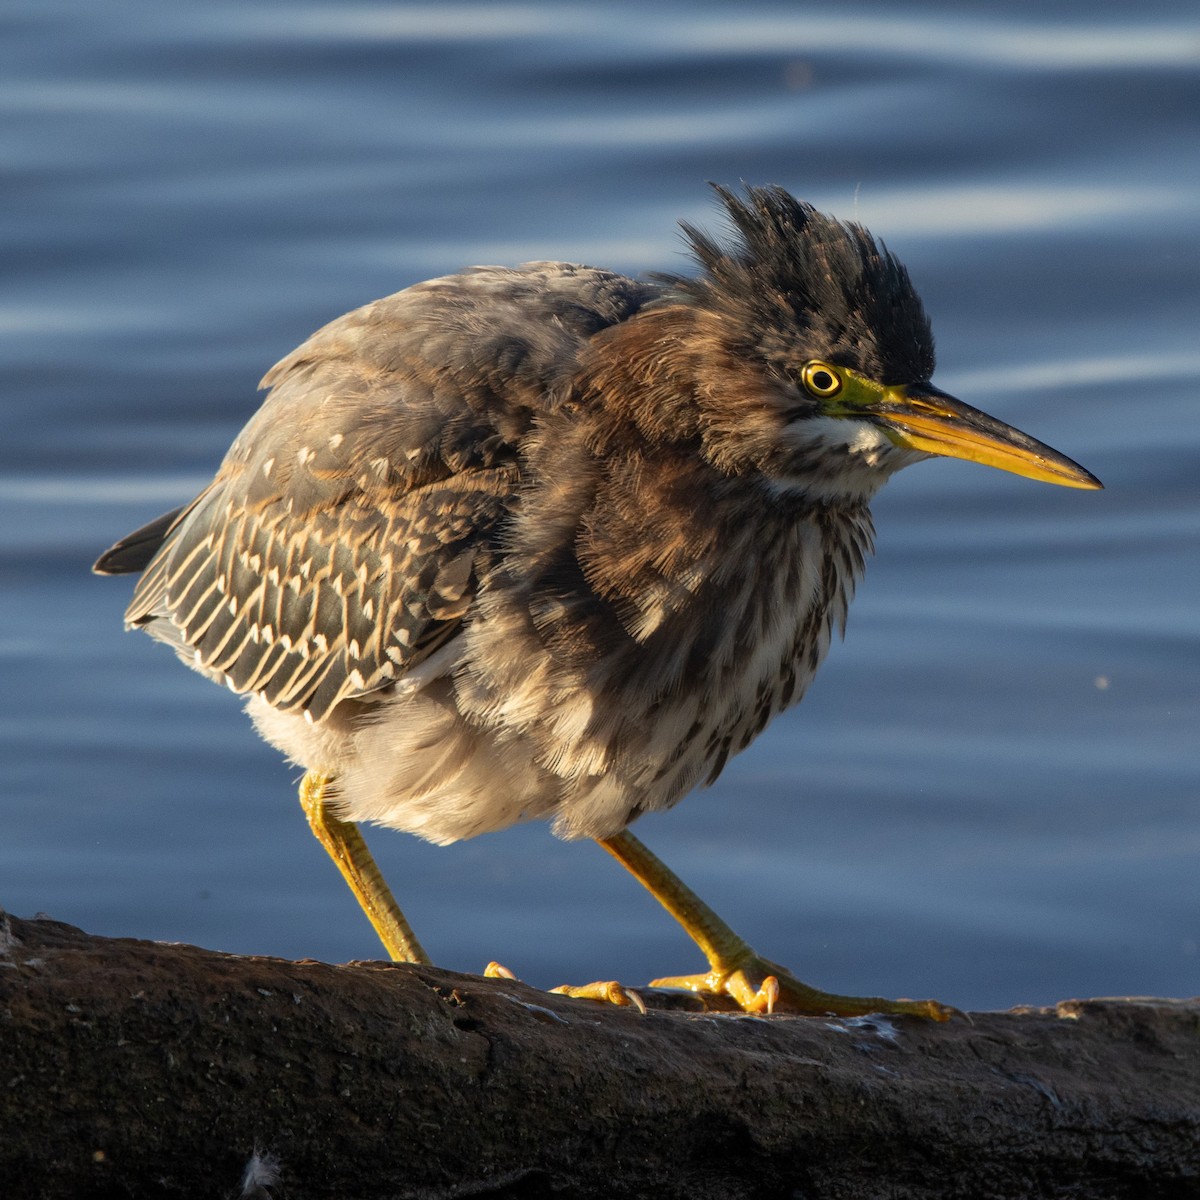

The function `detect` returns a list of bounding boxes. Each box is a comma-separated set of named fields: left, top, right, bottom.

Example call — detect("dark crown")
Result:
left=657, top=184, right=936, bottom=385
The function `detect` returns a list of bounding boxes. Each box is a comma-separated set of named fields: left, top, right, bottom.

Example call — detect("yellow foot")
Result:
left=549, top=980, right=648, bottom=1014
left=651, top=954, right=957, bottom=1020
left=484, top=962, right=648, bottom=1013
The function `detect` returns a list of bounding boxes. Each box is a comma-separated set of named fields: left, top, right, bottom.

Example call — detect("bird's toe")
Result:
left=550, top=979, right=648, bottom=1014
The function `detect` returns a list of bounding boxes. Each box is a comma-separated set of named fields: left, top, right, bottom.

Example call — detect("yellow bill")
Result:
left=875, top=384, right=1102, bottom=490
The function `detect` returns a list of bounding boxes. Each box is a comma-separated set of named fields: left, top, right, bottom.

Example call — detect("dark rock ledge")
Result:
left=1, top=910, right=1197, bottom=1200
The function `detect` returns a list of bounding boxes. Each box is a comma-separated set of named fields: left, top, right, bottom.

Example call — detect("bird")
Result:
left=95, top=185, right=1101, bottom=1019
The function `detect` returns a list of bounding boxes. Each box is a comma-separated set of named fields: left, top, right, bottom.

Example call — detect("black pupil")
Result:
left=811, top=370, right=834, bottom=392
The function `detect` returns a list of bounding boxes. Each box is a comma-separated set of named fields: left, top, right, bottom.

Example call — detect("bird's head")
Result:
left=654, top=185, right=1101, bottom=502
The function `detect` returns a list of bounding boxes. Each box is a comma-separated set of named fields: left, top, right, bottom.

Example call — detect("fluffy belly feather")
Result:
left=247, top=506, right=867, bottom=845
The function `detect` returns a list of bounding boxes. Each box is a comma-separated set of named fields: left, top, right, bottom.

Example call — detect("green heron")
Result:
left=96, top=185, right=1100, bottom=1018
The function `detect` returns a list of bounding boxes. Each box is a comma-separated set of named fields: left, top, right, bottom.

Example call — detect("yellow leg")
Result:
left=596, top=829, right=955, bottom=1020
left=298, top=772, right=431, bottom=964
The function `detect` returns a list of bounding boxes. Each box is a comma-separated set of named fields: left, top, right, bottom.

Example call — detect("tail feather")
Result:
left=93, top=507, right=184, bottom=575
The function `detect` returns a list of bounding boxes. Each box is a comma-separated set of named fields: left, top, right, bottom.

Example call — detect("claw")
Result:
left=481, top=962, right=647, bottom=1014
left=755, top=974, right=780, bottom=1016
left=651, top=957, right=957, bottom=1020
left=550, top=980, right=648, bottom=1013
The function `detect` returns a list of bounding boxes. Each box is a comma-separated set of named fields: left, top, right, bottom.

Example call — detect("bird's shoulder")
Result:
left=262, top=262, right=660, bottom=417
left=230, top=262, right=661, bottom=502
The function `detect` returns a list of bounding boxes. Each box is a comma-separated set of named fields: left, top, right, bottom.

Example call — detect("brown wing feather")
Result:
left=126, top=464, right=514, bottom=722
left=113, top=263, right=661, bottom=723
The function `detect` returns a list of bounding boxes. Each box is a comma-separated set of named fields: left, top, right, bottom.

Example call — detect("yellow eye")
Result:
left=801, top=361, right=843, bottom=398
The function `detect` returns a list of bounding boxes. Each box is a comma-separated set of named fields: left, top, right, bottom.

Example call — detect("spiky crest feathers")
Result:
left=656, top=184, right=936, bottom=386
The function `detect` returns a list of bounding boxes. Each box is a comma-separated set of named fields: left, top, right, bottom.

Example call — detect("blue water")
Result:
left=3, top=0, right=1198, bottom=1012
